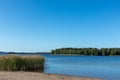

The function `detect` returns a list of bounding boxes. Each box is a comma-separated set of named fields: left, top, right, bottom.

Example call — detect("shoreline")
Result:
left=0, top=71, right=102, bottom=80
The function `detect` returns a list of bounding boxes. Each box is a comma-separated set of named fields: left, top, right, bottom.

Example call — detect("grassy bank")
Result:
left=0, top=55, right=45, bottom=71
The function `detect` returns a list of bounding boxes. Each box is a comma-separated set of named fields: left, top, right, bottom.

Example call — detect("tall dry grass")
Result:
left=0, top=55, right=45, bottom=71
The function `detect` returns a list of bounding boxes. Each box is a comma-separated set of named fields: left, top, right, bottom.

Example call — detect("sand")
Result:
left=0, top=71, right=102, bottom=80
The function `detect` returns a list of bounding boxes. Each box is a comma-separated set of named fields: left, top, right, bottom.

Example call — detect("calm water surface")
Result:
left=1, top=53, right=120, bottom=80
left=40, top=54, right=120, bottom=80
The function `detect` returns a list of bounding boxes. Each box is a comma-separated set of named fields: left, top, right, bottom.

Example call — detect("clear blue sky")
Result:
left=0, top=0, right=120, bottom=52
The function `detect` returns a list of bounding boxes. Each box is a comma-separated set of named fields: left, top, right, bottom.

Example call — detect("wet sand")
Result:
left=0, top=71, right=102, bottom=80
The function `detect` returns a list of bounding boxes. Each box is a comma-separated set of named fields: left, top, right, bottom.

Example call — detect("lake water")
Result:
left=1, top=53, right=120, bottom=80
left=41, top=54, right=120, bottom=80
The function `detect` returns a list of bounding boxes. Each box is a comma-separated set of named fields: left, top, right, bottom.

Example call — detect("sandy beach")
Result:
left=0, top=71, right=101, bottom=80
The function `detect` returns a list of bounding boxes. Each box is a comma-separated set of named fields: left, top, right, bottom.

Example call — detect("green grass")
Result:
left=0, top=55, right=45, bottom=71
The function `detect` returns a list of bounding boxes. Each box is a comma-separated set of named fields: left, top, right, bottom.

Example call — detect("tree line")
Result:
left=51, top=48, right=120, bottom=56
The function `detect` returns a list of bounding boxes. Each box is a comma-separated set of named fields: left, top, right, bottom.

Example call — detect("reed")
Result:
left=0, top=55, right=45, bottom=71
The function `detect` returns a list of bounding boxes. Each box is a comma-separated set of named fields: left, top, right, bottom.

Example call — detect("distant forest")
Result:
left=52, top=48, right=120, bottom=56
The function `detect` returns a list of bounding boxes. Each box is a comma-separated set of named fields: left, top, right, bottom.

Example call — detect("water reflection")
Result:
left=43, top=55, right=120, bottom=80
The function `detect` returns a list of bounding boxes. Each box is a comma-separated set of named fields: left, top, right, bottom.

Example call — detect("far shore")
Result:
left=0, top=71, right=102, bottom=80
